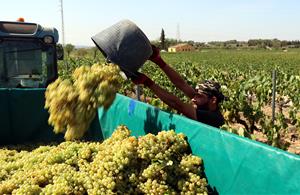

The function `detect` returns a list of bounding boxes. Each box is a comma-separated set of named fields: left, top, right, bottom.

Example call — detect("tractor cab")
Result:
left=0, top=19, right=63, bottom=88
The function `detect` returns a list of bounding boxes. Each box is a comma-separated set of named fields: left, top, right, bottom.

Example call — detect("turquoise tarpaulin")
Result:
left=97, top=94, right=300, bottom=194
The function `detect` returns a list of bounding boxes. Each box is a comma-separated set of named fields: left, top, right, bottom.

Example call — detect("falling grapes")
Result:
left=45, top=63, right=122, bottom=140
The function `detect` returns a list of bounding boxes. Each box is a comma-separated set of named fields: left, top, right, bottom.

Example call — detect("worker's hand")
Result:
left=149, top=45, right=167, bottom=68
left=131, top=72, right=154, bottom=87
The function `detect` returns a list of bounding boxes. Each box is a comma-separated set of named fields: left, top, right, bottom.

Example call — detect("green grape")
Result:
left=0, top=126, right=208, bottom=194
left=45, top=63, right=122, bottom=140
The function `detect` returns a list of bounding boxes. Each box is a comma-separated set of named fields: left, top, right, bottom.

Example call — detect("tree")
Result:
left=76, top=48, right=88, bottom=57
left=160, top=29, right=166, bottom=50
left=64, top=44, right=75, bottom=57
left=91, top=47, right=99, bottom=59
left=165, top=38, right=179, bottom=49
left=281, top=40, right=288, bottom=48
left=270, top=39, right=281, bottom=48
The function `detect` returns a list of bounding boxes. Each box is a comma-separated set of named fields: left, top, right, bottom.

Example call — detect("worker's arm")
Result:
left=149, top=45, right=196, bottom=99
left=131, top=73, right=196, bottom=120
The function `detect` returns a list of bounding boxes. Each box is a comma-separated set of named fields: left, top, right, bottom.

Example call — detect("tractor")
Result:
left=0, top=18, right=63, bottom=88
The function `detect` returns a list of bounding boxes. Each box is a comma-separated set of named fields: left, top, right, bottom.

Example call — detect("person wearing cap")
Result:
left=91, top=20, right=224, bottom=127
left=132, top=45, right=225, bottom=128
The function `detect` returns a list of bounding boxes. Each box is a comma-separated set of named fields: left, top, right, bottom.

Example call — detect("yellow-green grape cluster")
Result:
left=137, top=130, right=189, bottom=161
left=72, top=64, right=121, bottom=109
left=45, top=63, right=121, bottom=140
left=0, top=126, right=208, bottom=194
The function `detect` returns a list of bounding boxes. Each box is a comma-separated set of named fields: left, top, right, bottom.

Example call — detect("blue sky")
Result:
left=2, top=0, right=300, bottom=46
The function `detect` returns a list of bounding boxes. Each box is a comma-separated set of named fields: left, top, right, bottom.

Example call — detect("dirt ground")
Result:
left=251, top=128, right=300, bottom=155
left=261, top=105, right=300, bottom=155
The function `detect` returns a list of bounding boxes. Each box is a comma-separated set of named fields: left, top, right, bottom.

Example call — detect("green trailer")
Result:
left=1, top=89, right=300, bottom=194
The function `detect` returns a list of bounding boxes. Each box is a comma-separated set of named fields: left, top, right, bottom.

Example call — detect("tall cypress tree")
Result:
left=160, top=28, right=165, bottom=50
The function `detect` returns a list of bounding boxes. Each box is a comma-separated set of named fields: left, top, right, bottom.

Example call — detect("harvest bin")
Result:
left=1, top=89, right=300, bottom=194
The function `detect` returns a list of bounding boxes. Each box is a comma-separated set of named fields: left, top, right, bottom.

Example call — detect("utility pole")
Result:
left=176, top=23, right=181, bottom=42
left=59, top=0, right=65, bottom=46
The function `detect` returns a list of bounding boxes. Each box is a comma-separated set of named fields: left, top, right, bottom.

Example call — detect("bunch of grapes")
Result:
left=0, top=126, right=208, bottom=194
left=45, top=63, right=122, bottom=140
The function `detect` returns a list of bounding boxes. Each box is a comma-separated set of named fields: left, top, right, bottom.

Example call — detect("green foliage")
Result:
left=139, top=49, right=300, bottom=149
left=64, top=44, right=75, bottom=56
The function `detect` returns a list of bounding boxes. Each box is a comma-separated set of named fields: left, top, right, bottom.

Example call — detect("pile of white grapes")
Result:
left=0, top=126, right=208, bottom=194
left=45, top=63, right=121, bottom=141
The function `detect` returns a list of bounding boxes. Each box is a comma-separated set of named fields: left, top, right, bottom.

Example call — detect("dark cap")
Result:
left=195, top=80, right=226, bottom=102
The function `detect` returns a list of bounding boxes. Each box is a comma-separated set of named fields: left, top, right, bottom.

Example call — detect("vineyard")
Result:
left=59, top=48, right=300, bottom=154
